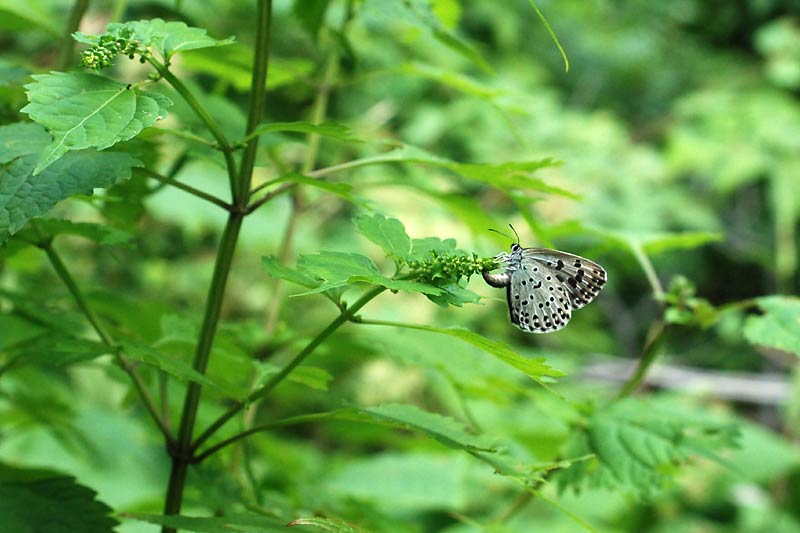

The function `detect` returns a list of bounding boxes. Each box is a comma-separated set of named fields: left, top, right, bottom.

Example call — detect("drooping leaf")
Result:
left=75, top=18, right=235, bottom=61
left=291, top=0, right=331, bottom=40
left=9, top=336, right=110, bottom=368
left=591, top=227, right=724, bottom=256
left=121, top=340, right=229, bottom=395
left=21, top=72, right=170, bottom=173
left=250, top=121, right=362, bottom=143
left=262, top=256, right=323, bottom=289
left=368, top=322, right=564, bottom=381
left=256, top=362, right=333, bottom=391
left=287, top=516, right=362, bottom=532
left=355, top=403, right=495, bottom=452
left=123, top=513, right=286, bottom=533
left=323, top=143, right=568, bottom=197
left=353, top=213, right=412, bottom=260
left=744, top=296, right=800, bottom=357
left=13, top=218, right=133, bottom=246
left=0, top=463, right=118, bottom=533
left=0, top=122, right=140, bottom=243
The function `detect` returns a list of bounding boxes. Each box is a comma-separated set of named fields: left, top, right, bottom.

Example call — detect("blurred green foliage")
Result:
left=2, top=0, right=800, bottom=532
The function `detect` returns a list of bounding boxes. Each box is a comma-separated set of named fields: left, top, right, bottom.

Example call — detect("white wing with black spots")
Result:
left=521, top=248, right=607, bottom=310
left=482, top=242, right=607, bottom=334
left=509, top=260, right=573, bottom=332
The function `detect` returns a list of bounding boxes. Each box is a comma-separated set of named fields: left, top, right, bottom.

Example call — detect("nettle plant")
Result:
left=0, top=7, right=766, bottom=533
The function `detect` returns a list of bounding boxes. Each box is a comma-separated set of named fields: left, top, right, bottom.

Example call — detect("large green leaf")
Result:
left=355, top=403, right=495, bottom=452
left=0, top=464, right=118, bottom=533
left=353, top=213, right=412, bottom=260
left=75, top=18, right=235, bottom=61
left=558, top=398, right=739, bottom=495
left=0, top=122, right=140, bottom=243
left=22, top=72, right=171, bottom=173
left=744, top=296, right=800, bottom=357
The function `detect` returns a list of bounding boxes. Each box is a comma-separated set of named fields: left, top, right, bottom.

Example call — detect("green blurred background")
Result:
left=2, top=0, right=800, bottom=531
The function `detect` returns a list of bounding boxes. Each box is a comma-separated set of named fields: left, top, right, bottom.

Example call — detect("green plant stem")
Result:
left=136, top=168, right=232, bottom=210
left=151, top=61, right=239, bottom=198
left=616, top=320, right=668, bottom=398
left=58, top=0, right=89, bottom=70
left=234, top=0, right=273, bottom=206
left=136, top=168, right=231, bottom=209
left=41, top=242, right=174, bottom=443
left=194, top=412, right=337, bottom=463
left=631, top=243, right=664, bottom=298
left=192, top=285, right=386, bottom=451
left=162, top=213, right=243, bottom=525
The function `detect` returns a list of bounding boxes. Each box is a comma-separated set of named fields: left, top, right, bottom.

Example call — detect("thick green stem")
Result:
left=192, top=285, right=386, bottom=451
left=234, top=0, right=273, bottom=205
left=58, top=0, right=89, bottom=70
left=162, top=213, right=243, bottom=525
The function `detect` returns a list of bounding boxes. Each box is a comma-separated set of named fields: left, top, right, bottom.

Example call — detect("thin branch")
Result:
left=136, top=168, right=232, bottom=210
left=41, top=241, right=175, bottom=444
left=192, top=285, right=387, bottom=451
left=149, top=60, right=239, bottom=200
left=193, top=412, right=337, bottom=463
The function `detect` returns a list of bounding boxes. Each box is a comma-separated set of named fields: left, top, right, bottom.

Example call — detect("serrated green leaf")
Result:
left=293, top=251, right=442, bottom=296
left=123, top=513, right=286, bottom=533
left=250, top=121, right=362, bottom=143
left=0, top=122, right=140, bottom=243
left=353, top=213, right=412, bottom=260
left=744, top=296, right=800, bottom=357
left=355, top=403, right=495, bottom=452
left=0, top=464, right=118, bottom=533
left=14, top=218, right=132, bottom=246
left=409, top=236, right=458, bottom=260
left=10, top=336, right=110, bottom=367
left=558, top=398, right=739, bottom=495
left=77, top=19, right=235, bottom=60
left=262, top=255, right=321, bottom=288
left=21, top=72, right=170, bottom=173
left=369, top=322, right=564, bottom=381
left=287, top=516, right=362, bottom=532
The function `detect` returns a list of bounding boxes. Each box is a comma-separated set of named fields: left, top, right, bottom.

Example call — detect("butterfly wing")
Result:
left=521, top=248, right=607, bottom=309
left=509, top=257, right=573, bottom=333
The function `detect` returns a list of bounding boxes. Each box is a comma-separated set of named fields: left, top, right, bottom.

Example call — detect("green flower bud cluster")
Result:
left=80, top=31, right=151, bottom=70
left=407, top=252, right=498, bottom=285
left=659, top=275, right=717, bottom=328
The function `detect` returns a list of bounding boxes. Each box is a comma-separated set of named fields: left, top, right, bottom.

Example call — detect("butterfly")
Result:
left=483, top=237, right=607, bottom=333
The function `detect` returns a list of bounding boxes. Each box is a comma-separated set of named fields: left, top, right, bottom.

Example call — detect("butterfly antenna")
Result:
left=488, top=227, right=513, bottom=241
left=508, top=224, right=520, bottom=244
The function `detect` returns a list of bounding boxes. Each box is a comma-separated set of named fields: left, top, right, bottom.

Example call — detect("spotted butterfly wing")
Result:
left=483, top=243, right=607, bottom=333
